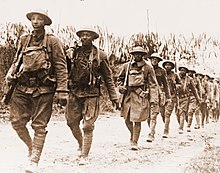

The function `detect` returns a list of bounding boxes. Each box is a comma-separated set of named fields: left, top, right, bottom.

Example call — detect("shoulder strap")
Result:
left=22, top=34, right=31, bottom=52
left=42, top=33, right=48, bottom=49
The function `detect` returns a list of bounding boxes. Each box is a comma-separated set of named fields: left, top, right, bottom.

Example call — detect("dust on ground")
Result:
left=0, top=111, right=220, bottom=173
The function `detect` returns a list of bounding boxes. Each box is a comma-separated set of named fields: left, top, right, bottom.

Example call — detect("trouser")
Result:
left=211, top=102, right=219, bottom=122
left=66, top=93, right=99, bottom=158
left=147, top=103, right=159, bottom=137
left=125, top=111, right=141, bottom=144
left=195, top=108, right=201, bottom=127
left=177, top=97, right=189, bottom=130
left=10, top=88, right=54, bottom=164
left=163, top=97, right=176, bottom=135
left=187, top=97, right=198, bottom=128
left=160, top=106, right=165, bottom=123
left=200, top=102, right=208, bottom=127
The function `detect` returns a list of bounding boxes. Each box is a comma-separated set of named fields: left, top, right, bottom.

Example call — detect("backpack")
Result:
left=68, top=46, right=101, bottom=88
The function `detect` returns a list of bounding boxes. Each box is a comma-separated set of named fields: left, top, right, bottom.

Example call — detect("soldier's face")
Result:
left=197, top=75, right=203, bottom=80
left=179, top=70, right=187, bottom=76
left=150, top=57, right=159, bottom=66
left=188, top=72, right=193, bottom=77
left=133, top=53, right=143, bottom=62
left=31, top=14, right=45, bottom=30
left=79, top=31, right=94, bottom=46
left=164, top=64, right=173, bottom=71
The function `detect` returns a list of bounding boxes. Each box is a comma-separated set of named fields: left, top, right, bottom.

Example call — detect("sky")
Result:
left=1, top=0, right=220, bottom=37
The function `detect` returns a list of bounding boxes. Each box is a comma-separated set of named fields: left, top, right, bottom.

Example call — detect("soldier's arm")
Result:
left=205, top=81, right=211, bottom=101
left=99, top=51, right=118, bottom=101
left=117, top=63, right=127, bottom=86
left=49, top=35, right=68, bottom=92
left=189, top=78, right=200, bottom=101
left=161, top=69, right=171, bottom=99
left=147, top=65, right=159, bottom=103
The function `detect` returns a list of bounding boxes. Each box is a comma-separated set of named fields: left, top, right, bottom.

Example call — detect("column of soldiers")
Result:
left=3, top=9, right=220, bottom=173
left=118, top=47, right=220, bottom=147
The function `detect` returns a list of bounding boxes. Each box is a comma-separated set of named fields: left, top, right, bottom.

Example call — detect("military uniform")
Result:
left=118, top=46, right=159, bottom=148
left=210, top=78, right=219, bottom=122
left=147, top=53, right=170, bottom=142
left=5, top=9, right=68, bottom=172
left=66, top=28, right=118, bottom=164
left=177, top=67, right=200, bottom=134
left=197, top=74, right=210, bottom=128
left=205, top=75, right=212, bottom=124
left=162, top=60, right=182, bottom=137
left=186, top=70, right=202, bottom=132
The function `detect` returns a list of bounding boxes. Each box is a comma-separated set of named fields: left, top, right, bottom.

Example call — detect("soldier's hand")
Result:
left=54, top=91, right=69, bottom=107
left=112, top=99, right=120, bottom=110
left=5, top=73, right=17, bottom=85
left=119, top=86, right=127, bottom=94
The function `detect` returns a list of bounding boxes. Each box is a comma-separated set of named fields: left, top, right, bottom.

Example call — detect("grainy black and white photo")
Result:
left=0, top=0, right=220, bottom=172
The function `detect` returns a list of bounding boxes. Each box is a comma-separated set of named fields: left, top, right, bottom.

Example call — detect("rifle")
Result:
left=119, top=56, right=133, bottom=107
left=1, top=53, right=23, bottom=105
left=2, top=35, right=31, bottom=105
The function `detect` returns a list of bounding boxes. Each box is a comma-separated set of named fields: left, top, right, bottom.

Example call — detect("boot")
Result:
left=30, top=133, right=46, bottom=164
left=25, top=161, right=38, bottom=173
left=70, top=125, right=83, bottom=154
left=187, top=112, right=193, bottom=129
left=15, top=128, right=32, bottom=157
left=147, top=117, right=156, bottom=142
left=25, top=132, right=46, bottom=173
left=81, top=131, right=93, bottom=157
left=131, top=123, right=141, bottom=150
left=125, top=120, right=133, bottom=143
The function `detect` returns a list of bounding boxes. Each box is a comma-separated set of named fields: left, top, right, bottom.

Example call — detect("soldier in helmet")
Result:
left=209, top=77, right=219, bottom=122
left=66, top=27, right=119, bottom=165
left=186, top=69, right=202, bottom=132
left=147, top=53, right=171, bottom=142
left=161, top=60, right=182, bottom=138
left=203, top=74, right=213, bottom=124
left=177, top=66, right=200, bottom=134
left=197, top=73, right=210, bottom=127
left=118, top=46, right=159, bottom=149
left=5, top=9, right=68, bottom=172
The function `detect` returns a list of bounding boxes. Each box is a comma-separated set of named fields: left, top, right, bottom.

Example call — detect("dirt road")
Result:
left=0, top=111, right=219, bottom=173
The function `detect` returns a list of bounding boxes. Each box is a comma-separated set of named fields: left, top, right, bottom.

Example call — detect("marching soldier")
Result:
left=5, top=9, right=68, bottom=172
left=147, top=53, right=171, bottom=142
left=204, top=74, right=212, bottom=124
left=186, top=69, right=202, bottom=132
left=196, top=73, right=210, bottom=128
left=118, top=46, right=159, bottom=149
left=161, top=60, right=182, bottom=138
left=66, top=27, right=119, bottom=165
left=177, top=66, right=200, bottom=134
left=209, top=77, right=219, bottom=122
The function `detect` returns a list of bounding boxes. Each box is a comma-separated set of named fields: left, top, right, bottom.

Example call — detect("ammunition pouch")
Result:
left=18, top=70, right=56, bottom=87
left=133, top=87, right=149, bottom=98
left=37, top=69, right=56, bottom=86
left=69, top=75, right=101, bottom=89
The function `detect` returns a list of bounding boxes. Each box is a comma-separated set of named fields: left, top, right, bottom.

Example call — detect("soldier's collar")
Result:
left=32, top=29, right=45, bottom=39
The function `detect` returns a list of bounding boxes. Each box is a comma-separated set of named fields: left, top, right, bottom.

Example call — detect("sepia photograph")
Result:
left=0, top=0, right=220, bottom=172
